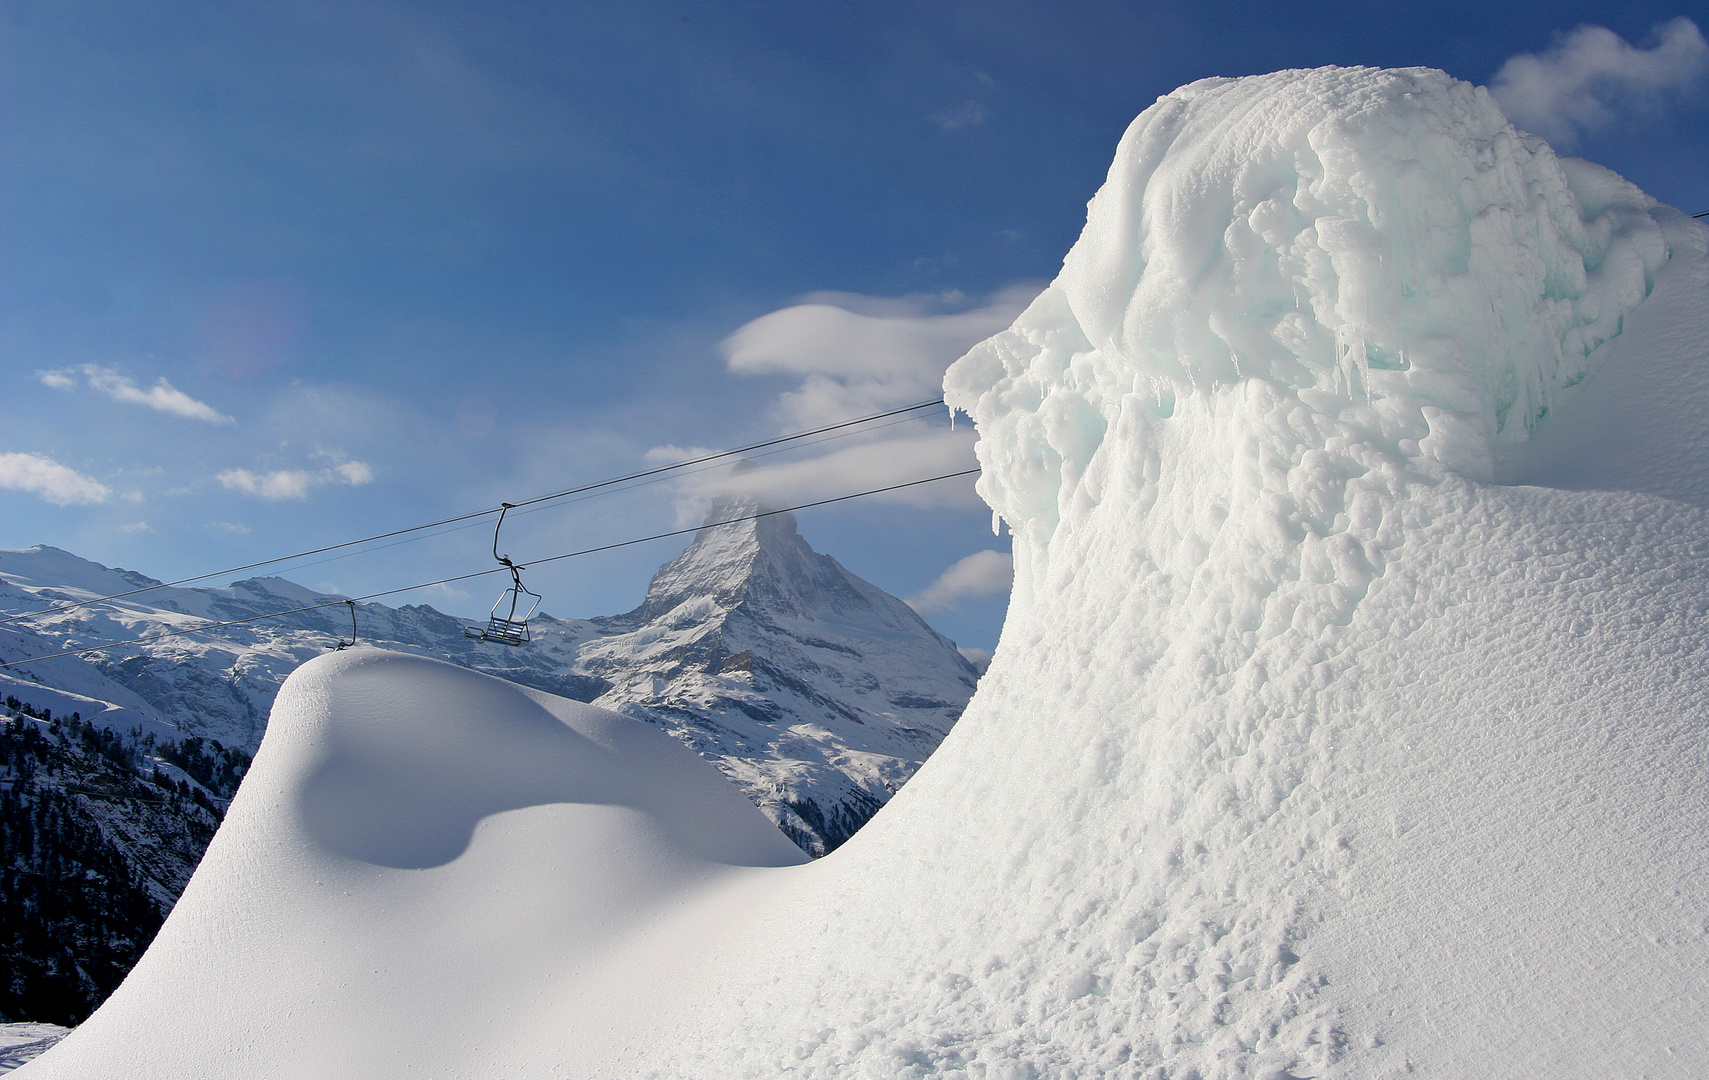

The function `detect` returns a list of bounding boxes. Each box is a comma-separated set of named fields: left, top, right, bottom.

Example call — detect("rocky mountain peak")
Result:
left=630, top=493, right=887, bottom=626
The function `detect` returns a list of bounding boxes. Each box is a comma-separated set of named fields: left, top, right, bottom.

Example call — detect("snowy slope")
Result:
left=0, top=1026, right=68, bottom=1074
left=21, top=650, right=806, bottom=1079
left=23, top=66, right=1709, bottom=1079
left=0, top=498, right=974, bottom=855
left=0, top=574, right=184, bottom=745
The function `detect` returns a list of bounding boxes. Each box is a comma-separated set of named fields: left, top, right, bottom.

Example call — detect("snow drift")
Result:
left=26, top=66, right=1709, bottom=1078
left=24, top=649, right=806, bottom=1078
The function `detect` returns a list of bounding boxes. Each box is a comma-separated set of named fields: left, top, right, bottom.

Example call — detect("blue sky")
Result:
left=2, top=1, right=1705, bottom=653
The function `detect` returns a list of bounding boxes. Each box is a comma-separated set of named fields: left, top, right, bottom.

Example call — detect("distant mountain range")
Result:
left=0, top=496, right=980, bottom=855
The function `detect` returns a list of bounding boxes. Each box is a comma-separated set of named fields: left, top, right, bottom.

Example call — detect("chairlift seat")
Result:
left=466, top=616, right=530, bottom=646
left=464, top=581, right=540, bottom=647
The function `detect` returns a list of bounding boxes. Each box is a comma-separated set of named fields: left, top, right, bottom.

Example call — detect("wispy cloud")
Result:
left=1491, top=18, right=1708, bottom=146
left=703, top=430, right=984, bottom=514
left=118, top=520, right=153, bottom=534
left=38, top=364, right=236, bottom=424
left=906, top=549, right=1012, bottom=614
left=644, top=444, right=719, bottom=466
left=931, top=100, right=988, bottom=131
left=217, top=458, right=375, bottom=501
left=721, top=285, right=1038, bottom=428
left=217, top=469, right=316, bottom=500
left=0, top=452, right=111, bottom=506
left=958, top=646, right=992, bottom=672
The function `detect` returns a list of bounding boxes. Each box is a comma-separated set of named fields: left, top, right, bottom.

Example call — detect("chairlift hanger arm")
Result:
left=332, top=599, right=358, bottom=651
left=493, top=503, right=516, bottom=566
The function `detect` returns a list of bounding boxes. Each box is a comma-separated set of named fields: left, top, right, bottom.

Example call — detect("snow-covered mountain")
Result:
left=0, top=497, right=977, bottom=855
left=572, top=495, right=976, bottom=852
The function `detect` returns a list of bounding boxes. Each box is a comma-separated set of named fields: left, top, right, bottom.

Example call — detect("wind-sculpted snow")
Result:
left=25, top=66, right=1709, bottom=1079
left=951, top=65, right=1665, bottom=539
left=24, top=650, right=805, bottom=1078
left=292, top=656, right=788, bottom=869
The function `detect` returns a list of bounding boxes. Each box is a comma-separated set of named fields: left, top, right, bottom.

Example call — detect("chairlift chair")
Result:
left=464, top=503, right=542, bottom=646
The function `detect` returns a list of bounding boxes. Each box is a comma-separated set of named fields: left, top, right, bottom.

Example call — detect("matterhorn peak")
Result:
left=631, top=482, right=885, bottom=627
left=576, top=477, right=978, bottom=853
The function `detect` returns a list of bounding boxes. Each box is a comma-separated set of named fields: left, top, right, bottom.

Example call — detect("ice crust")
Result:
left=951, top=65, right=1665, bottom=529
left=24, top=66, right=1709, bottom=1079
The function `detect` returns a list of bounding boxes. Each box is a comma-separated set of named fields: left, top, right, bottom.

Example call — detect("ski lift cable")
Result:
left=503, top=399, right=950, bottom=513
left=324, top=405, right=953, bottom=558
left=500, top=407, right=948, bottom=522
left=0, top=398, right=950, bottom=628
left=119, top=405, right=955, bottom=595
left=0, top=466, right=982, bottom=668
left=519, top=466, right=977, bottom=573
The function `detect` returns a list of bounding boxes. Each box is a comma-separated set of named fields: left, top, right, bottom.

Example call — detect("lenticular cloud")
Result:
left=27, top=66, right=1709, bottom=1080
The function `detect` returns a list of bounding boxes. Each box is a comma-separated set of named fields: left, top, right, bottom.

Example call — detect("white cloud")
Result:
left=211, top=521, right=253, bottom=534
left=677, top=431, right=982, bottom=525
left=958, top=646, right=993, bottom=674
left=649, top=287, right=1038, bottom=528
left=118, top=520, right=153, bottom=534
left=218, top=458, right=375, bottom=501
left=218, top=468, right=314, bottom=500
left=906, top=550, right=1013, bottom=615
left=333, top=460, right=374, bottom=485
left=0, top=452, right=111, bottom=506
left=644, top=444, right=719, bottom=466
left=721, top=285, right=1038, bottom=429
left=1491, top=18, right=1708, bottom=146
left=38, top=364, right=236, bottom=424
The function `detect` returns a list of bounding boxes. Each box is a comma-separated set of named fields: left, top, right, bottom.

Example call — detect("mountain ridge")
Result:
left=0, top=499, right=978, bottom=855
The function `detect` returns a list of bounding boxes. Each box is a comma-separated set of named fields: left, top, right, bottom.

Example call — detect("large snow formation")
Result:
left=26, top=66, right=1709, bottom=1078
left=24, top=650, right=808, bottom=1077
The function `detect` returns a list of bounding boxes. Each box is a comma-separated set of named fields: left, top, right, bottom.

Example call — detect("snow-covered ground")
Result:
left=21, top=65, right=1709, bottom=1078
left=0, top=1026, right=68, bottom=1074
